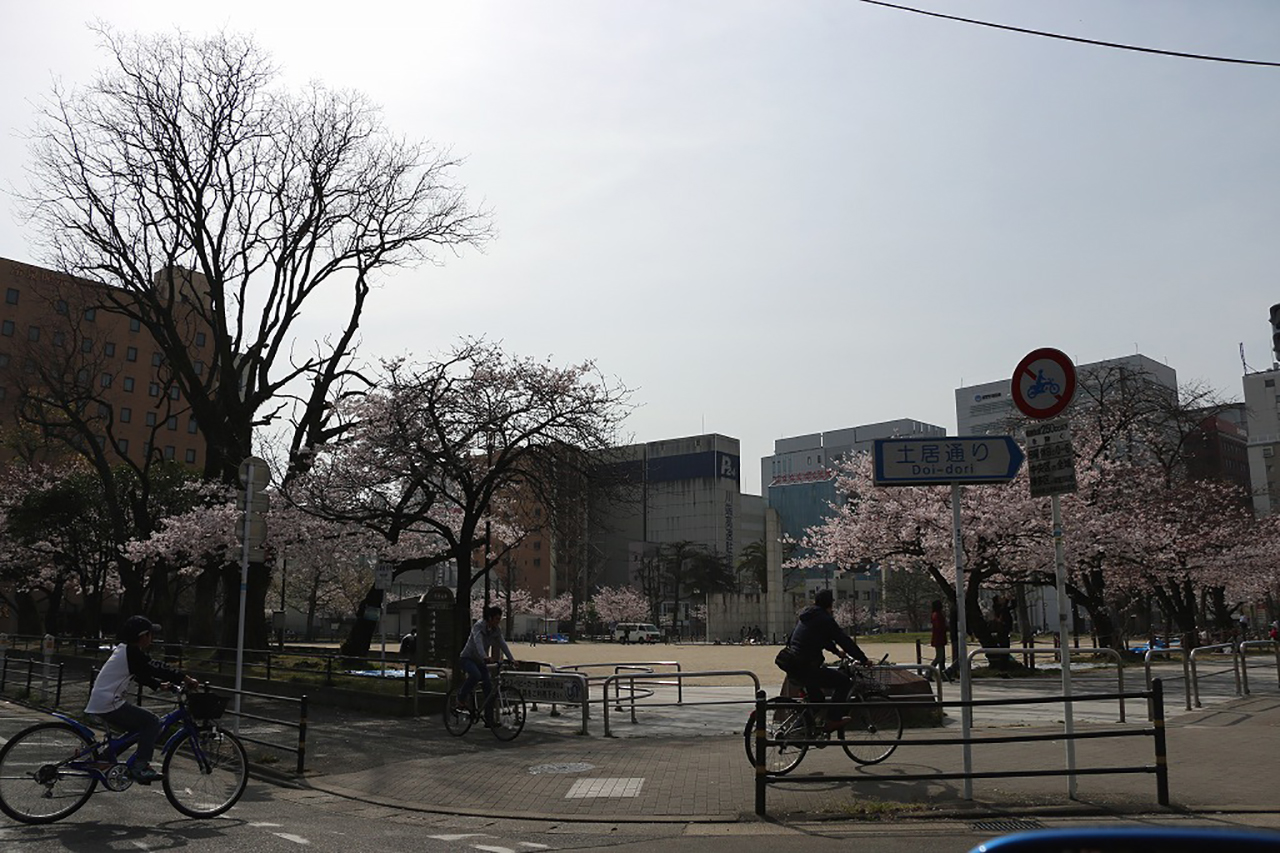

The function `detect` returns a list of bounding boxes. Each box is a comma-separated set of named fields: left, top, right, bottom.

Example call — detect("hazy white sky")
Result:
left=3, top=1, right=1279, bottom=493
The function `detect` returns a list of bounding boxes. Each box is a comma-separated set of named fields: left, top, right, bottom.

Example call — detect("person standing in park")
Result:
left=930, top=599, right=951, bottom=682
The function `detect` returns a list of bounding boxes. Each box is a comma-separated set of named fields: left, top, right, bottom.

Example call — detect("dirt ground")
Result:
left=506, top=638, right=928, bottom=685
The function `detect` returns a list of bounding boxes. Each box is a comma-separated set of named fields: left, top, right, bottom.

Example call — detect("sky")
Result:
left=3, top=1, right=1279, bottom=494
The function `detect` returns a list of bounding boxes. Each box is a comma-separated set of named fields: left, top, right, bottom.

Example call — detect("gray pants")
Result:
left=101, top=703, right=162, bottom=767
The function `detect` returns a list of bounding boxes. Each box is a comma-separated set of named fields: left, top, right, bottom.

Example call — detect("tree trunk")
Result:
left=339, top=584, right=385, bottom=658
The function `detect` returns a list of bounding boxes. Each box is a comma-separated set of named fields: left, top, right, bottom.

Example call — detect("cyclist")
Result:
left=84, top=615, right=199, bottom=783
left=456, top=605, right=516, bottom=726
left=775, top=589, right=870, bottom=732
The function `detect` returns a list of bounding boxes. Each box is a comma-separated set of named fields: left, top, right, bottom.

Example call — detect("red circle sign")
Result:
left=1011, top=348, right=1076, bottom=420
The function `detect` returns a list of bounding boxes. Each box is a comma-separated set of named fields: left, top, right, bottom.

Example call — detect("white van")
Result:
left=613, top=622, right=661, bottom=644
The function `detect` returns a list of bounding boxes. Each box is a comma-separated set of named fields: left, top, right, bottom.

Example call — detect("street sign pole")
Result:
left=951, top=483, right=973, bottom=799
left=1053, top=493, right=1077, bottom=796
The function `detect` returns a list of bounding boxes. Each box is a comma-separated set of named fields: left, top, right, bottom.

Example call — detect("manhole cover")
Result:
left=970, top=819, right=1044, bottom=832
left=527, top=762, right=596, bottom=775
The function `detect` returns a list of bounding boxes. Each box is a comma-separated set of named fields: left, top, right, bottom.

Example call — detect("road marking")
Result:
left=430, top=834, right=489, bottom=841
left=565, top=777, right=644, bottom=798
left=273, top=833, right=311, bottom=845
left=251, top=822, right=283, bottom=827
left=519, top=844, right=552, bottom=849
left=473, top=847, right=517, bottom=853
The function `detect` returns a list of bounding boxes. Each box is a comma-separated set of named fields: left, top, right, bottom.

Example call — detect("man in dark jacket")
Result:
left=776, top=589, right=871, bottom=731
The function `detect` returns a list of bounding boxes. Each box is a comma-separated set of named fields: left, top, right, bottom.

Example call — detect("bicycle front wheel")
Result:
left=162, top=728, right=248, bottom=818
left=838, top=696, right=902, bottom=765
left=491, top=685, right=526, bottom=741
left=0, top=722, right=97, bottom=824
left=443, top=689, right=474, bottom=736
left=742, top=697, right=809, bottom=775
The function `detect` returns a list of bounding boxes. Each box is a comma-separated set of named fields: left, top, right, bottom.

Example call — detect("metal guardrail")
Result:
left=965, top=646, right=1127, bottom=722
left=552, top=660, right=685, bottom=705
left=1143, top=648, right=1192, bottom=715
left=750, top=679, right=1171, bottom=817
left=601, top=669, right=761, bottom=737
left=216, top=685, right=309, bottom=773
left=1239, top=640, right=1280, bottom=695
left=0, top=656, right=65, bottom=709
left=1188, top=643, right=1241, bottom=708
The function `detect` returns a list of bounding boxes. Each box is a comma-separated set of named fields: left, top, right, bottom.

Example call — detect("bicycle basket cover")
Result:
left=188, top=692, right=227, bottom=719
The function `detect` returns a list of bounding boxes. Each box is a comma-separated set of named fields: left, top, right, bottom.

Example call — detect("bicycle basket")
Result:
left=187, top=691, right=227, bottom=720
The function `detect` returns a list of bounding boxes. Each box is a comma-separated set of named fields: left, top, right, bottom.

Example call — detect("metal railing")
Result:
left=601, top=669, right=761, bottom=737
left=217, top=686, right=309, bottom=774
left=0, top=656, right=65, bottom=709
left=965, top=646, right=1127, bottom=722
left=1143, top=648, right=1192, bottom=716
left=1239, top=640, right=1280, bottom=695
left=1187, top=643, right=1241, bottom=708
left=750, top=679, right=1170, bottom=817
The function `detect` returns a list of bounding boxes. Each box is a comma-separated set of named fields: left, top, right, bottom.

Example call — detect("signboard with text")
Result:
left=873, top=436, right=1025, bottom=487
left=1026, top=419, right=1078, bottom=497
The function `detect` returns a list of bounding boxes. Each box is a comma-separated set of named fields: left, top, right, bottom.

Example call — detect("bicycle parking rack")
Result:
left=1238, top=640, right=1280, bottom=695
left=751, top=679, right=1171, bottom=818
left=1188, top=643, right=1241, bottom=708
left=601, top=669, right=761, bottom=737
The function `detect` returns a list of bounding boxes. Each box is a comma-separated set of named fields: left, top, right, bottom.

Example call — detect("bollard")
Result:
left=915, top=638, right=922, bottom=665
left=42, top=633, right=54, bottom=706
left=297, top=695, right=309, bottom=774
left=1151, top=678, right=1169, bottom=806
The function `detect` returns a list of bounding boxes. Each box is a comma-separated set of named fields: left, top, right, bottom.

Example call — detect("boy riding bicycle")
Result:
left=84, top=616, right=199, bottom=784
left=455, top=605, right=517, bottom=726
left=775, top=589, right=871, bottom=732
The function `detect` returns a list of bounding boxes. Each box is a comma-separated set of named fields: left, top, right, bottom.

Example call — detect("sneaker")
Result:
left=129, top=766, right=162, bottom=785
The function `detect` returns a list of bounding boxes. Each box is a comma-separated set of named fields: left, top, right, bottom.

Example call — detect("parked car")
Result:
left=612, top=622, right=661, bottom=644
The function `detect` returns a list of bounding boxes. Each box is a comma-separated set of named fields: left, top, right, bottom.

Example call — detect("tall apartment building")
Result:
left=955, top=353, right=1178, bottom=437
left=761, top=419, right=947, bottom=609
left=0, top=257, right=210, bottom=468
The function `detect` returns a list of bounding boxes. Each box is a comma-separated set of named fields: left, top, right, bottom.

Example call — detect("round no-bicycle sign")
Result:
left=1011, top=347, right=1076, bottom=420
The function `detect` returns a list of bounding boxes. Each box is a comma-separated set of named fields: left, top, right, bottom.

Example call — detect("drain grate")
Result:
left=970, top=819, right=1045, bottom=832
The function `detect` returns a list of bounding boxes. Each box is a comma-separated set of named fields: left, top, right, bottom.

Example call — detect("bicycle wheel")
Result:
left=838, top=696, right=902, bottom=765
left=162, top=728, right=248, bottom=818
left=490, top=685, right=526, bottom=741
left=0, top=722, right=98, bottom=824
left=742, top=697, right=809, bottom=775
left=443, top=688, right=474, bottom=736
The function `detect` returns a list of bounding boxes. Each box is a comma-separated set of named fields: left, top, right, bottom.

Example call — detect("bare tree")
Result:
left=17, top=25, right=490, bottom=648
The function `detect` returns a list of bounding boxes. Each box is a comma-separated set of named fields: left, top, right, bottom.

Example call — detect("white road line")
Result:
left=473, top=846, right=517, bottom=853
left=251, top=822, right=283, bottom=827
left=272, top=833, right=311, bottom=845
left=519, top=844, right=552, bottom=849
left=430, top=835, right=489, bottom=841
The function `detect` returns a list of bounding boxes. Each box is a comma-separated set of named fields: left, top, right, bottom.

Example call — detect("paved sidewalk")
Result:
left=286, top=663, right=1280, bottom=822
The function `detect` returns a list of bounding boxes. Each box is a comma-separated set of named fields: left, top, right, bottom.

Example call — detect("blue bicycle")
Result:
left=0, top=686, right=247, bottom=823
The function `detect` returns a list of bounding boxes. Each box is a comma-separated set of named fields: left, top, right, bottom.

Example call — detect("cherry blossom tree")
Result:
left=590, top=585, right=652, bottom=625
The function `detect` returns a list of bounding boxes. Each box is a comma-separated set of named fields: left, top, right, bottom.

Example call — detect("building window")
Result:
left=194, top=360, right=204, bottom=376
left=83, top=308, right=96, bottom=321
left=129, top=318, right=140, bottom=332
left=117, top=438, right=129, bottom=454
left=143, top=441, right=151, bottom=457
left=185, top=448, right=197, bottom=464
left=1267, top=379, right=1276, bottom=388
left=164, top=445, right=176, bottom=461
left=123, top=377, right=135, bottom=392
left=0, top=354, right=8, bottom=367
left=126, top=346, right=137, bottom=362
left=81, top=339, right=93, bottom=353
left=195, top=332, right=206, bottom=347
left=4, top=288, right=17, bottom=305
left=533, top=558, right=541, bottom=567
left=120, top=407, right=132, bottom=424
left=146, top=412, right=157, bottom=426
left=1, top=320, right=13, bottom=337
left=148, top=382, right=159, bottom=397
left=27, top=326, right=39, bottom=342
left=533, top=541, right=541, bottom=551
left=97, top=403, right=110, bottom=417
left=53, top=331, right=65, bottom=347
left=56, top=300, right=68, bottom=315
left=100, top=373, right=113, bottom=388
left=104, top=342, right=116, bottom=356
left=169, top=386, right=179, bottom=400
left=187, top=418, right=198, bottom=434
left=167, top=416, right=177, bottom=431
left=151, top=352, right=163, bottom=367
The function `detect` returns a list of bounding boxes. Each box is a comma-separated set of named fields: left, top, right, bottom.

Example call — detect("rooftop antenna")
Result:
left=1241, top=342, right=1251, bottom=375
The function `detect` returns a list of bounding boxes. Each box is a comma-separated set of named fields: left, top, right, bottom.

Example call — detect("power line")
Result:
left=856, top=0, right=1280, bottom=67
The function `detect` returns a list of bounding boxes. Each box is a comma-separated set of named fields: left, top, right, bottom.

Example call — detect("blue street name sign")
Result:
left=873, top=436, right=1025, bottom=486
